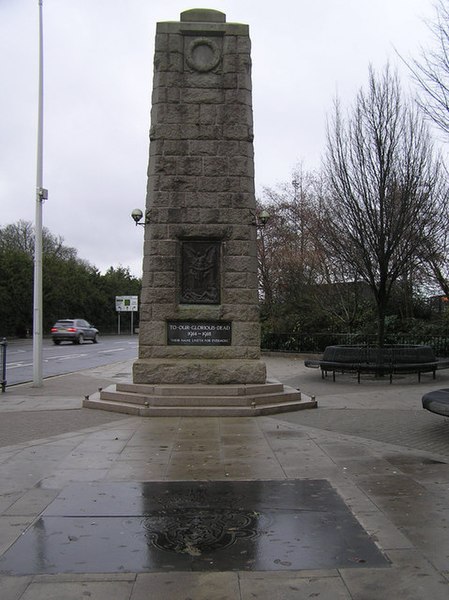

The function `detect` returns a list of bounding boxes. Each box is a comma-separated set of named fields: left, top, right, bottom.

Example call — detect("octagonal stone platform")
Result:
left=83, top=380, right=316, bottom=416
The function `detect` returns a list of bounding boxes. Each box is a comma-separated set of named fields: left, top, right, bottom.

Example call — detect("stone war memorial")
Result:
left=84, top=8, right=316, bottom=416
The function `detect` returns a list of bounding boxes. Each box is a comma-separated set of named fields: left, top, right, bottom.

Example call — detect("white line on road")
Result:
left=7, top=353, right=89, bottom=367
left=45, top=354, right=88, bottom=361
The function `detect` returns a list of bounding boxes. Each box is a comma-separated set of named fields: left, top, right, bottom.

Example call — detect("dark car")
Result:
left=51, top=319, right=99, bottom=345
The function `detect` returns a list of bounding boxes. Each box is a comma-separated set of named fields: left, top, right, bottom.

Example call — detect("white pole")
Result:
left=33, top=0, right=44, bottom=387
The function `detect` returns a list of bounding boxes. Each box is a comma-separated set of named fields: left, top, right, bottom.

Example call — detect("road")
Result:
left=3, top=335, right=138, bottom=386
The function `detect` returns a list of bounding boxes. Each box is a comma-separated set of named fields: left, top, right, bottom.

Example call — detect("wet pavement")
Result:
left=0, top=480, right=387, bottom=575
left=0, top=354, right=448, bottom=598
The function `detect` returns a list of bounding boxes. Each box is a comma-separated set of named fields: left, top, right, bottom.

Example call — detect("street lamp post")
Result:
left=33, top=0, right=46, bottom=387
left=292, top=179, right=299, bottom=203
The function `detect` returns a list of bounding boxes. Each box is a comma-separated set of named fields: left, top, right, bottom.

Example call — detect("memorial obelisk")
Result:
left=84, top=9, right=315, bottom=415
left=133, top=8, right=265, bottom=386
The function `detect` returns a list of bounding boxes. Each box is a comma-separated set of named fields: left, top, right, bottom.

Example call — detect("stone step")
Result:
left=83, top=393, right=317, bottom=417
left=99, top=384, right=301, bottom=408
left=116, top=381, right=285, bottom=397
left=83, top=396, right=141, bottom=416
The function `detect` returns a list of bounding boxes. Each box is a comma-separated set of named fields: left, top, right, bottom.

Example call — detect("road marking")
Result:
left=6, top=362, right=33, bottom=369
left=46, top=354, right=88, bottom=361
left=100, top=348, right=125, bottom=354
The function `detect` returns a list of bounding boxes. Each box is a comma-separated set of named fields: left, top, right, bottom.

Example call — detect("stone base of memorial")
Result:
left=83, top=319, right=317, bottom=416
left=83, top=380, right=316, bottom=417
left=133, top=359, right=266, bottom=386
left=133, top=320, right=266, bottom=385
left=84, top=320, right=317, bottom=415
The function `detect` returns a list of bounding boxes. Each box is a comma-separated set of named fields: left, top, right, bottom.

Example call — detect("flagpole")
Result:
left=33, top=0, right=45, bottom=387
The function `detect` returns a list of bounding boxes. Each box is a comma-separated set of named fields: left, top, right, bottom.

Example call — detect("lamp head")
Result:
left=259, top=210, right=270, bottom=226
left=131, top=208, right=143, bottom=225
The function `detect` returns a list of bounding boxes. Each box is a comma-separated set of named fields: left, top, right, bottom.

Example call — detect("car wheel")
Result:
left=92, top=334, right=98, bottom=344
left=53, top=339, right=61, bottom=345
left=77, top=333, right=84, bottom=345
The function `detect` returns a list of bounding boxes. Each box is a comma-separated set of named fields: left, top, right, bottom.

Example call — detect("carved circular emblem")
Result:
left=186, top=37, right=221, bottom=72
left=142, top=509, right=265, bottom=555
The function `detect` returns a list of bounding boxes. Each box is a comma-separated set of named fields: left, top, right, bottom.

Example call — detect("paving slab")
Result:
left=130, top=572, right=240, bottom=600
left=239, top=570, right=352, bottom=600
left=18, top=579, right=135, bottom=600
left=340, top=549, right=449, bottom=600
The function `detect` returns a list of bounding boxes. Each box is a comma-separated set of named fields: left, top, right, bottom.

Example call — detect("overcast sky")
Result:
left=0, top=0, right=439, bottom=277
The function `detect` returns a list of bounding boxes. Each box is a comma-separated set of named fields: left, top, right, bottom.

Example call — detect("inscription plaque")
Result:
left=168, top=321, right=231, bottom=346
left=180, top=241, right=220, bottom=304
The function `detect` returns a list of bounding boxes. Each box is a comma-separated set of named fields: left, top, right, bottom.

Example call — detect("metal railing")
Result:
left=0, top=338, right=7, bottom=392
left=261, top=332, right=449, bottom=357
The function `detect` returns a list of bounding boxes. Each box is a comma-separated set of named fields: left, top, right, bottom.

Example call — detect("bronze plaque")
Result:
left=167, top=321, right=231, bottom=345
left=180, top=241, right=220, bottom=304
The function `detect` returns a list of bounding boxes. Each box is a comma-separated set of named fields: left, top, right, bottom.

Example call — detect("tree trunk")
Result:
left=376, top=300, right=386, bottom=348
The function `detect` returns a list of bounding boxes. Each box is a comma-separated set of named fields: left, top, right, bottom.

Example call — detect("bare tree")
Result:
left=257, top=168, right=327, bottom=330
left=398, top=1, right=449, bottom=295
left=324, top=65, right=446, bottom=346
left=0, top=220, right=35, bottom=254
left=0, top=220, right=78, bottom=260
left=406, top=0, right=449, bottom=138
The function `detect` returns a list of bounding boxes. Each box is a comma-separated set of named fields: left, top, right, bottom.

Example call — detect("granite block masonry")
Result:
left=83, top=9, right=314, bottom=414
left=133, top=8, right=265, bottom=386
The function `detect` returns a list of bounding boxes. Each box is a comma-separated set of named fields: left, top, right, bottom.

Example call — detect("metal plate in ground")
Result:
left=0, top=480, right=389, bottom=574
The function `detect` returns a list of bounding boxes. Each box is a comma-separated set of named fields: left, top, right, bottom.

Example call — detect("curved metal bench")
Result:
left=422, top=389, right=449, bottom=416
left=304, top=345, right=449, bottom=383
